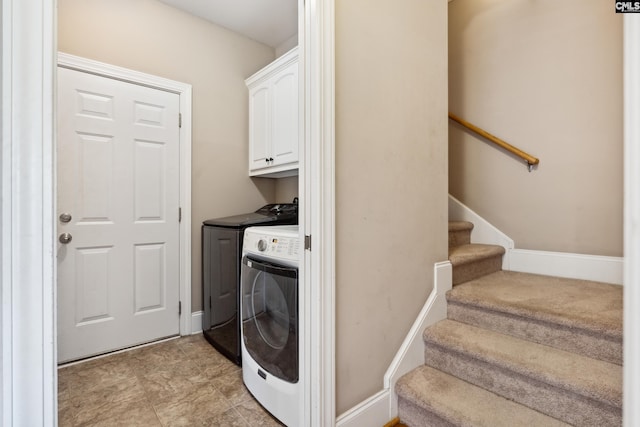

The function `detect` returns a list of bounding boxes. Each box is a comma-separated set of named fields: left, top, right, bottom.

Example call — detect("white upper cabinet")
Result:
left=246, top=47, right=298, bottom=177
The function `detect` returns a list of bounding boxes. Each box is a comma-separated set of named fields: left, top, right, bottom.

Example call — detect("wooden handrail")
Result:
left=448, top=112, right=540, bottom=171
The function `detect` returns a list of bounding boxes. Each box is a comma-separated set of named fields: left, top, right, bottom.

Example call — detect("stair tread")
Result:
left=448, top=220, right=473, bottom=232
left=449, top=243, right=505, bottom=264
left=447, top=270, right=622, bottom=340
left=424, top=319, right=622, bottom=407
left=397, top=365, right=571, bottom=427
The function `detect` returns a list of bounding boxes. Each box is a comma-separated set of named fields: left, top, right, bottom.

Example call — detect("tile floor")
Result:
left=58, top=334, right=285, bottom=426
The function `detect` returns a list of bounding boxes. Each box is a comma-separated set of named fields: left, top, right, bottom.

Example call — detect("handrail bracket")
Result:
left=527, top=161, right=534, bottom=173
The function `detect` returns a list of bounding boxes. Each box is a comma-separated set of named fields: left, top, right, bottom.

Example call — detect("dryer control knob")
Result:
left=257, top=239, right=268, bottom=252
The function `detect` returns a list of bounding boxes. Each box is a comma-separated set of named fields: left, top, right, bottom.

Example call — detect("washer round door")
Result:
left=241, top=256, right=298, bottom=383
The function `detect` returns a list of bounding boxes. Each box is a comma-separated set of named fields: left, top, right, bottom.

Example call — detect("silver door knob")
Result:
left=59, top=233, right=73, bottom=244
left=59, top=213, right=72, bottom=223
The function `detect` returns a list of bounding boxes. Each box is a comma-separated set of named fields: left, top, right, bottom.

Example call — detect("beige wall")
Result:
left=274, top=176, right=299, bottom=203
left=335, top=0, right=448, bottom=414
left=449, top=0, right=623, bottom=256
left=58, top=0, right=280, bottom=311
left=276, top=35, right=299, bottom=58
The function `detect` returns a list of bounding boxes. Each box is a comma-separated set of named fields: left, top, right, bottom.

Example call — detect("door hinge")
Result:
left=178, top=113, right=182, bottom=128
left=179, top=301, right=182, bottom=316
left=179, top=207, right=182, bottom=222
left=305, top=235, right=312, bottom=251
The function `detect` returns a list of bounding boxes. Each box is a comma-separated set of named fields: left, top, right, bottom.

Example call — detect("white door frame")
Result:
left=1, top=0, right=57, bottom=424
left=623, top=14, right=640, bottom=427
left=1, top=0, right=333, bottom=424
left=56, top=53, right=193, bottom=338
left=302, top=0, right=336, bottom=425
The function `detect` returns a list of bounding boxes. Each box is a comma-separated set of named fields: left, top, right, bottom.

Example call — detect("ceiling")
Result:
left=158, top=0, right=298, bottom=48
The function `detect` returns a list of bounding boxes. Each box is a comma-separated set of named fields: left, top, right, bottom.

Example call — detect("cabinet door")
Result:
left=270, top=62, right=299, bottom=168
left=248, top=84, right=271, bottom=171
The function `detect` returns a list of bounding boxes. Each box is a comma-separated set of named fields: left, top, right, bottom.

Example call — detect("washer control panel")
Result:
left=243, top=225, right=300, bottom=262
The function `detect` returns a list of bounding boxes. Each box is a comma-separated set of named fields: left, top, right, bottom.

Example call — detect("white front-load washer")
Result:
left=240, top=225, right=302, bottom=426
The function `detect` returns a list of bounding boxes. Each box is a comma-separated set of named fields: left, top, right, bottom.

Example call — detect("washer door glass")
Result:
left=241, top=256, right=298, bottom=383
left=252, top=272, right=290, bottom=349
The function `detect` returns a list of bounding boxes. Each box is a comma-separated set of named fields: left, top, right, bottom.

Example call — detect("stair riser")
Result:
left=424, top=344, right=621, bottom=427
left=397, top=398, right=456, bottom=427
left=447, top=301, right=622, bottom=365
left=452, top=256, right=502, bottom=285
left=397, top=365, right=573, bottom=427
left=448, top=229, right=471, bottom=248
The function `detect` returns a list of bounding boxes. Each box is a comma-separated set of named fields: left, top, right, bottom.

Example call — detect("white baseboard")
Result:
left=335, top=261, right=453, bottom=426
left=336, top=390, right=390, bottom=427
left=449, top=194, right=623, bottom=284
left=509, top=249, right=623, bottom=285
left=385, top=261, right=452, bottom=416
left=190, top=311, right=203, bottom=335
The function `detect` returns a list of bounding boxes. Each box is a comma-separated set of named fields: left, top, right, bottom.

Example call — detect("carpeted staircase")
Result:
left=395, top=221, right=623, bottom=426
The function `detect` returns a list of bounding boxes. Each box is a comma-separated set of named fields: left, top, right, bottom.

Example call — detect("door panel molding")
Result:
left=57, top=52, right=193, bottom=337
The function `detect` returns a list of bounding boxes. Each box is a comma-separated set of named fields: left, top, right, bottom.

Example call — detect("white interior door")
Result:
left=57, top=66, right=181, bottom=363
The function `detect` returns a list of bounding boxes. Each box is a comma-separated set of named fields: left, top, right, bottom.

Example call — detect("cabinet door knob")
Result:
left=269, top=157, right=274, bottom=162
